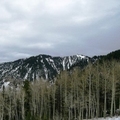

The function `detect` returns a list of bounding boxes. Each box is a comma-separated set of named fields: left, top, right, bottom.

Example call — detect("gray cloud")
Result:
left=0, top=0, right=120, bottom=62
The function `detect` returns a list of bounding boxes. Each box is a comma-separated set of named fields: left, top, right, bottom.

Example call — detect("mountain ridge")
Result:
left=0, top=49, right=120, bottom=88
left=0, top=54, right=89, bottom=83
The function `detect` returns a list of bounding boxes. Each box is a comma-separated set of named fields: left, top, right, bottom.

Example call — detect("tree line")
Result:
left=0, top=60, right=120, bottom=120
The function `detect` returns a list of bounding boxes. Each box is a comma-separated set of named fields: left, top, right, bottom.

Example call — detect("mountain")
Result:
left=101, top=49, right=120, bottom=60
left=92, top=49, right=120, bottom=62
left=0, top=54, right=90, bottom=87
left=0, top=49, right=119, bottom=88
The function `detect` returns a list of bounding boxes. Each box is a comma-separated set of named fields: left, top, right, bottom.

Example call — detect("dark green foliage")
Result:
left=95, top=49, right=120, bottom=61
left=70, top=59, right=89, bottom=70
left=19, top=66, right=27, bottom=78
left=23, top=80, right=32, bottom=120
left=105, top=49, right=120, bottom=60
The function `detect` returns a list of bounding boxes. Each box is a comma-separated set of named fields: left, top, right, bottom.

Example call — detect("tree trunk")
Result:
left=88, top=75, right=91, bottom=118
left=104, top=78, right=107, bottom=118
left=110, top=64, right=115, bottom=117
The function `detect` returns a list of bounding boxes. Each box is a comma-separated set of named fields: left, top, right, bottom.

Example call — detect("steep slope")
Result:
left=102, top=49, right=120, bottom=60
left=0, top=54, right=90, bottom=84
left=92, top=49, right=120, bottom=62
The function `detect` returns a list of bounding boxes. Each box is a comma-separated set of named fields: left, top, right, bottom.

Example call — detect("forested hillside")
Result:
left=95, top=49, right=120, bottom=61
left=0, top=60, right=120, bottom=120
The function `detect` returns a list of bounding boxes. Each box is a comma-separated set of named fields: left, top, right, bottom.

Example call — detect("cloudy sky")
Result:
left=0, top=0, right=120, bottom=62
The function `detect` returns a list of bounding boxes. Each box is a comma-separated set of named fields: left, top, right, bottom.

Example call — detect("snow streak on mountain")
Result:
left=0, top=54, right=89, bottom=83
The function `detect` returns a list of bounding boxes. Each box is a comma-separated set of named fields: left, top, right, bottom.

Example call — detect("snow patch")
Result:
left=69, top=56, right=72, bottom=66
left=3, top=81, right=10, bottom=87
left=86, top=116, right=120, bottom=120
left=77, top=54, right=85, bottom=59
left=24, top=68, right=32, bottom=79
left=0, top=81, right=10, bottom=91
left=44, top=68, right=48, bottom=79
left=41, top=59, right=43, bottom=63
left=46, top=58, right=59, bottom=73
left=2, top=70, right=9, bottom=75
left=11, top=66, right=19, bottom=73
left=62, top=58, right=66, bottom=70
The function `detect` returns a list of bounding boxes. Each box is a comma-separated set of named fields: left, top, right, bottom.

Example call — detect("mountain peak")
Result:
left=0, top=54, right=89, bottom=83
left=0, top=49, right=119, bottom=87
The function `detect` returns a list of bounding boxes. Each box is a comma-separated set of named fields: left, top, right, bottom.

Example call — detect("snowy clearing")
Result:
left=86, top=116, right=120, bottom=120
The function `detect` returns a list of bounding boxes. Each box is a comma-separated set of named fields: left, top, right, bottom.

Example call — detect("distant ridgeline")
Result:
left=94, top=49, right=120, bottom=61
left=0, top=49, right=120, bottom=87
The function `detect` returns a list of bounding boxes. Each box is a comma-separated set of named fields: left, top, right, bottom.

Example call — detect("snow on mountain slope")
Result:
left=0, top=54, right=90, bottom=85
left=62, top=54, right=89, bottom=70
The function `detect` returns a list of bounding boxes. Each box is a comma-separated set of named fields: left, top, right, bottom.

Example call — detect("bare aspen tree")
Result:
left=0, top=92, right=4, bottom=120
left=103, top=61, right=109, bottom=118
left=96, top=63, right=100, bottom=118
left=110, top=61, right=116, bottom=117
left=64, top=71, right=69, bottom=119
left=87, top=64, right=92, bottom=118
left=21, top=90, right=25, bottom=120
left=7, top=88, right=12, bottom=120
left=40, top=86, right=44, bottom=119
left=52, top=84, right=56, bottom=120
left=116, top=62, right=120, bottom=110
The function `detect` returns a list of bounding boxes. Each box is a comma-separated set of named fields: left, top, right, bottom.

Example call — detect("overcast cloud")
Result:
left=0, top=0, right=120, bottom=62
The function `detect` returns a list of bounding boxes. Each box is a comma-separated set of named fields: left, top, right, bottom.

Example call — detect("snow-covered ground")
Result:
left=0, top=81, right=10, bottom=90
left=88, top=116, right=120, bottom=120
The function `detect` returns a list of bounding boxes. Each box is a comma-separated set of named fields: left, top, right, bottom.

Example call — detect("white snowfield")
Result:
left=87, top=116, right=120, bottom=120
